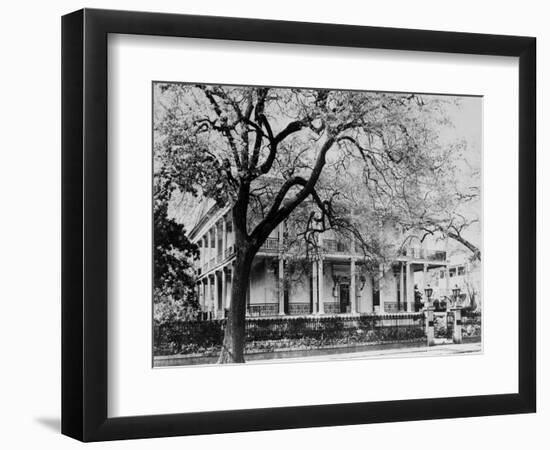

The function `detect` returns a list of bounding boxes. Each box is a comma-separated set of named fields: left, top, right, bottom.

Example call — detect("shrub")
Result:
left=154, top=314, right=426, bottom=356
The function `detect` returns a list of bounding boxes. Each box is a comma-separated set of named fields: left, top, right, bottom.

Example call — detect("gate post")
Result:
left=425, top=306, right=435, bottom=346
left=452, top=307, right=463, bottom=344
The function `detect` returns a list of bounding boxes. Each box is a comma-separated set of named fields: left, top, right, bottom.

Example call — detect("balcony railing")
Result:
left=260, top=237, right=280, bottom=252
left=224, top=244, right=235, bottom=259
left=323, top=239, right=350, bottom=254
left=399, top=247, right=447, bottom=262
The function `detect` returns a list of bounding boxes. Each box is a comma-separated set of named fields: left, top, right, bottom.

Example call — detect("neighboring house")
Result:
left=423, top=253, right=481, bottom=309
left=188, top=204, right=457, bottom=318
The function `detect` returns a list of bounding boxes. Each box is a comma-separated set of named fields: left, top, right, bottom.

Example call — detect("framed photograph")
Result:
left=62, top=8, right=536, bottom=442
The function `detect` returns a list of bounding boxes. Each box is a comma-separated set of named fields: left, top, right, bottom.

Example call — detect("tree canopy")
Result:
left=155, top=83, right=480, bottom=263
left=153, top=82, right=481, bottom=362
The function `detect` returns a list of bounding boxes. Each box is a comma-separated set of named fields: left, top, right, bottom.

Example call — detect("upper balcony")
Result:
left=257, top=238, right=447, bottom=264
left=322, top=239, right=350, bottom=255
left=258, top=237, right=353, bottom=256
left=397, top=247, right=447, bottom=262
left=259, top=237, right=280, bottom=253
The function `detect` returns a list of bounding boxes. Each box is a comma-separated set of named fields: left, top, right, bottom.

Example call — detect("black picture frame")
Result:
left=62, top=8, right=536, bottom=442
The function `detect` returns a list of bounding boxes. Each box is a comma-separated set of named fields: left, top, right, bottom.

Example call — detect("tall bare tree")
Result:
left=154, top=84, right=472, bottom=363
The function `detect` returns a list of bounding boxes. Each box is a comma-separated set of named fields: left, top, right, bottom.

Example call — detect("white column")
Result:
left=199, top=237, right=204, bottom=268
left=228, top=262, right=235, bottom=309
left=312, top=261, right=318, bottom=314
left=445, top=266, right=450, bottom=297
left=378, top=264, right=384, bottom=314
left=318, top=258, right=325, bottom=314
left=207, top=230, right=212, bottom=265
left=222, top=216, right=227, bottom=260
left=221, top=268, right=227, bottom=316
left=246, top=276, right=251, bottom=316
left=206, top=276, right=211, bottom=313
left=350, top=259, right=356, bottom=313
left=406, top=262, right=414, bottom=313
left=278, top=222, right=285, bottom=315
left=214, top=223, right=219, bottom=263
left=369, top=275, right=375, bottom=313
left=278, top=257, right=285, bottom=315
left=213, top=271, right=219, bottom=317
left=230, top=216, right=235, bottom=251
left=399, top=262, right=404, bottom=311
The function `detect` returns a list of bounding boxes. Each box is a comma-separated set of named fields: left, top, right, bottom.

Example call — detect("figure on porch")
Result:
left=414, top=284, right=424, bottom=312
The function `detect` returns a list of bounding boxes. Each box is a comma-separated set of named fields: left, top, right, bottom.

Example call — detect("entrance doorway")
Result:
left=339, top=284, right=350, bottom=313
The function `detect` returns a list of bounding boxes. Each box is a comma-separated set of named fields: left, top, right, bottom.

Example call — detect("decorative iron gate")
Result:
left=433, top=311, right=454, bottom=343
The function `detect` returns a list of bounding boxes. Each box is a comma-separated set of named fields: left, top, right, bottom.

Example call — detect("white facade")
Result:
left=189, top=206, right=452, bottom=318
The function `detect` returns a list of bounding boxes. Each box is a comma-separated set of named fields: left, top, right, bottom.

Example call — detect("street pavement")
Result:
left=249, top=342, right=482, bottom=365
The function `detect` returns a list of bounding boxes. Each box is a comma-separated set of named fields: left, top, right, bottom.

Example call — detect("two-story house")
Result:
left=188, top=202, right=451, bottom=318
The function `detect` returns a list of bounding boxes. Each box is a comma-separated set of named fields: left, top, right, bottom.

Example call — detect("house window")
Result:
left=458, top=266, right=466, bottom=276
left=440, top=270, right=445, bottom=279
left=337, top=241, right=348, bottom=252
left=449, top=268, right=457, bottom=277
left=373, top=278, right=380, bottom=306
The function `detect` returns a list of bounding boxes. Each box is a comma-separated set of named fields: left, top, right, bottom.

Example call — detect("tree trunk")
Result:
left=217, top=243, right=254, bottom=364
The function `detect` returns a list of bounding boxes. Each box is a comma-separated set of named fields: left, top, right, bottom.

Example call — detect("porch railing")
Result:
left=247, top=303, right=279, bottom=317
left=383, top=302, right=409, bottom=313
left=323, top=302, right=340, bottom=314
left=288, top=303, right=311, bottom=315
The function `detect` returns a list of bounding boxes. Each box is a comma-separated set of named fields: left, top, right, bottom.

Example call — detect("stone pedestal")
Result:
left=452, top=307, right=463, bottom=344
left=425, top=307, right=435, bottom=346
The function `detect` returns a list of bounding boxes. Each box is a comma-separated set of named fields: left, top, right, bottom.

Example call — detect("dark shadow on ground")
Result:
left=35, top=417, right=61, bottom=433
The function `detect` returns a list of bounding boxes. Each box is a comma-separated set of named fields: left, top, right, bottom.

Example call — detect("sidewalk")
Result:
left=154, top=340, right=482, bottom=367
left=252, top=341, right=482, bottom=365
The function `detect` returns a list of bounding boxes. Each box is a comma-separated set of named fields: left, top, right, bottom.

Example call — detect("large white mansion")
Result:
left=188, top=203, right=476, bottom=318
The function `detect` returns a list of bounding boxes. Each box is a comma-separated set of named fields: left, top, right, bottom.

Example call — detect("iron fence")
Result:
left=154, top=313, right=426, bottom=356
left=461, top=310, right=482, bottom=338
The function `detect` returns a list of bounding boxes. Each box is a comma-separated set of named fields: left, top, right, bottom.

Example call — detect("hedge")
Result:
left=154, top=314, right=425, bottom=356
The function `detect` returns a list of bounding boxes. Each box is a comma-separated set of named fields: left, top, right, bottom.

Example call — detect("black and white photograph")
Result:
left=152, top=82, right=482, bottom=367
left=0, top=0, right=542, bottom=447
